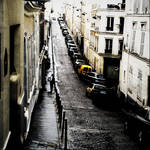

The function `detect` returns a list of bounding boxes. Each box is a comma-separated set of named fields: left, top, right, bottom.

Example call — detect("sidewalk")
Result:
left=24, top=78, right=61, bottom=150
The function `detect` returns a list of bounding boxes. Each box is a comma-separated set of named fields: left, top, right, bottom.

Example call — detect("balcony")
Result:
left=107, top=3, right=125, bottom=10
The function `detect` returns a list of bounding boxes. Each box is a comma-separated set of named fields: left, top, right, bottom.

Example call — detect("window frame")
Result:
left=106, top=17, right=114, bottom=31
left=105, top=39, right=113, bottom=53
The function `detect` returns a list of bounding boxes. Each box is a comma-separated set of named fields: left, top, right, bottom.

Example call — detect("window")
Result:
left=131, top=30, right=136, bottom=52
left=105, top=39, right=113, bottom=53
left=94, top=57, right=96, bottom=70
left=119, top=40, right=123, bottom=54
left=141, top=23, right=146, bottom=31
left=95, top=36, right=98, bottom=52
left=106, top=17, right=114, bottom=31
left=119, top=17, right=124, bottom=34
left=133, top=0, right=140, bottom=13
left=83, top=67, right=88, bottom=71
left=123, top=70, right=126, bottom=82
left=131, top=22, right=137, bottom=52
left=132, top=22, right=137, bottom=30
left=140, top=32, right=145, bottom=56
left=137, top=70, right=142, bottom=100
left=129, top=66, right=133, bottom=74
left=142, top=0, right=150, bottom=13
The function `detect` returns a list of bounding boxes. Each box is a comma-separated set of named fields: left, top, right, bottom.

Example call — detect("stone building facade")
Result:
left=0, top=1, right=48, bottom=149
left=119, top=0, right=150, bottom=107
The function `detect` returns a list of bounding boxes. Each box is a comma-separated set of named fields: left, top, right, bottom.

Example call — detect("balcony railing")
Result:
left=107, top=3, right=125, bottom=10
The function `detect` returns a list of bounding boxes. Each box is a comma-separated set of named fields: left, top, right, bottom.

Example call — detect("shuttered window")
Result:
left=140, top=32, right=145, bottom=56
left=131, top=30, right=136, bottom=51
left=106, top=17, right=114, bottom=31
left=105, top=39, right=113, bottom=53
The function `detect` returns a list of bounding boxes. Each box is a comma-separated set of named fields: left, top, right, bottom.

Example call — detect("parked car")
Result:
left=86, top=83, right=115, bottom=102
left=82, top=72, right=106, bottom=85
left=122, top=107, right=150, bottom=146
left=78, top=65, right=92, bottom=76
left=60, top=22, right=66, bottom=29
left=71, top=53, right=83, bottom=63
left=73, top=59, right=85, bottom=71
left=65, top=35, right=72, bottom=43
left=62, top=30, right=69, bottom=36
left=58, top=20, right=65, bottom=25
left=68, top=47, right=78, bottom=56
left=67, top=43, right=77, bottom=49
left=66, top=39, right=75, bottom=46
left=62, top=28, right=68, bottom=34
left=62, top=26, right=68, bottom=31
left=57, top=17, right=63, bottom=22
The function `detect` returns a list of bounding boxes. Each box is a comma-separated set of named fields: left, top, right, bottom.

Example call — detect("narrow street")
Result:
left=1, top=1, right=149, bottom=150
left=51, top=19, right=140, bottom=150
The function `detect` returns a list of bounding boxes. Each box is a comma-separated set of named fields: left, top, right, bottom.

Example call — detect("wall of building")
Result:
left=120, top=51, right=150, bottom=106
left=119, top=0, right=150, bottom=107
left=0, top=0, right=24, bottom=149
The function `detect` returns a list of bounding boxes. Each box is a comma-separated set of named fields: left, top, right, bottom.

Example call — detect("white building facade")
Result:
left=119, top=0, right=150, bottom=107
left=87, top=0, right=125, bottom=81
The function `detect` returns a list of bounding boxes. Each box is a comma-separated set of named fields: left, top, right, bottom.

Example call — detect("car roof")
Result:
left=80, top=65, right=92, bottom=68
left=68, top=43, right=76, bottom=45
left=73, top=52, right=80, bottom=55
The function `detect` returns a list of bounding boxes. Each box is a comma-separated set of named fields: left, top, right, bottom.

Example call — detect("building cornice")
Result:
left=126, top=13, right=150, bottom=17
left=97, top=8, right=125, bottom=13
left=123, top=49, right=150, bottom=64
left=89, top=46, right=121, bottom=59
left=90, top=30, right=124, bottom=37
left=98, top=52, right=121, bottom=59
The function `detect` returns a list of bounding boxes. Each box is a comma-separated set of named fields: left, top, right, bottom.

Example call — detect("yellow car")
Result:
left=78, top=65, right=92, bottom=75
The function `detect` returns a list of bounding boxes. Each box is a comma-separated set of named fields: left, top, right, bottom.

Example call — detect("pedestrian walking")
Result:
left=49, top=74, right=55, bottom=93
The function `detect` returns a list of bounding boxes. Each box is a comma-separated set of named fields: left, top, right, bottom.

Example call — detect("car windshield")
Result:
left=68, top=40, right=74, bottom=43
left=68, top=43, right=76, bottom=46
left=94, top=85, right=106, bottom=90
left=83, top=67, right=88, bottom=71
left=77, top=60, right=84, bottom=62
left=97, top=75, right=105, bottom=80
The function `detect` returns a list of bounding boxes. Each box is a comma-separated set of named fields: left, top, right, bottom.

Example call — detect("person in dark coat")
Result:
left=50, top=74, right=55, bottom=93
